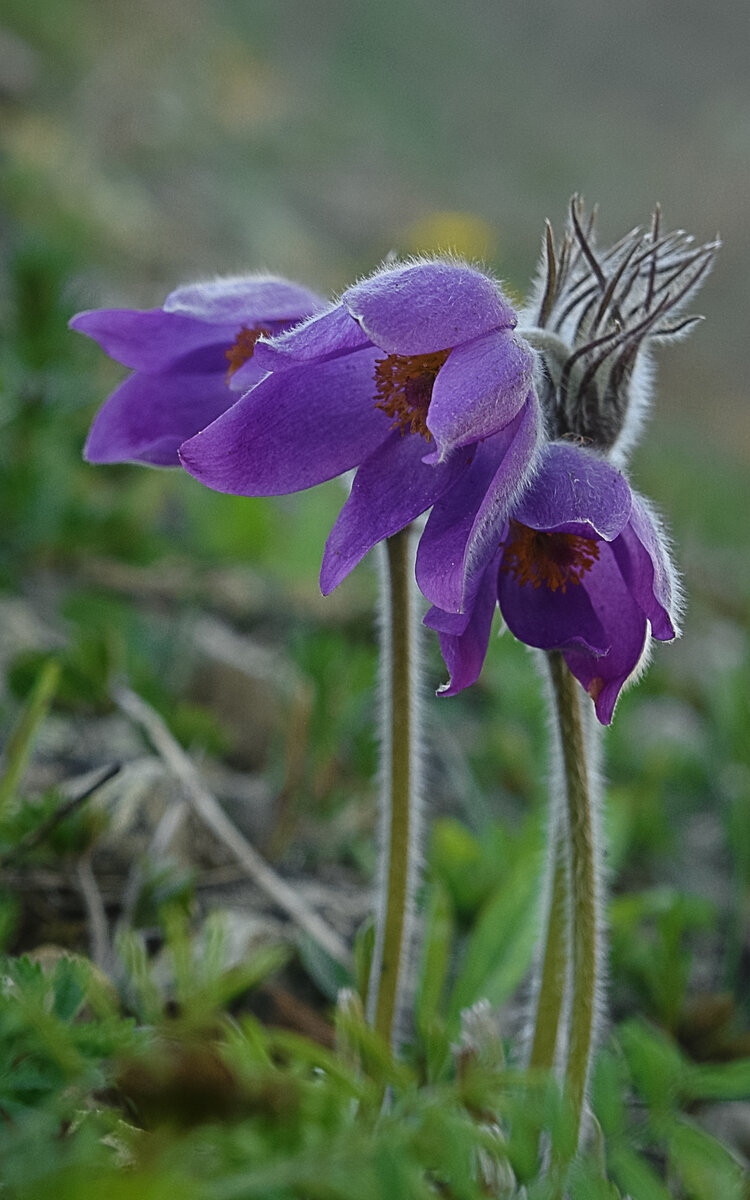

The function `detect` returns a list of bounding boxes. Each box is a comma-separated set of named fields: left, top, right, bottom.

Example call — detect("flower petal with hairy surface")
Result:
left=426, top=560, right=501, bottom=696
left=560, top=543, right=650, bottom=724
left=611, top=493, right=678, bottom=640
left=223, top=355, right=273, bottom=395
left=514, top=442, right=631, bottom=539
left=166, top=257, right=541, bottom=598
left=497, top=550, right=611, bottom=656
left=253, top=305, right=372, bottom=369
left=343, top=260, right=517, bottom=355
left=163, top=277, right=323, bottom=324
left=423, top=439, right=679, bottom=724
left=416, top=395, right=541, bottom=613
left=424, top=328, right=533, bottom=462
left=319, top=431, right=472, bottom=595
left=179, top=349, right=390, bottom=495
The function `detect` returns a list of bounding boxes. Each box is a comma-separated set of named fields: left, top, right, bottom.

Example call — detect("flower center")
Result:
left=373, top=349, right=451, bottom=441
left=501, top=520, right=600, bottom=593
left=225, top=325, right=271, bottom=380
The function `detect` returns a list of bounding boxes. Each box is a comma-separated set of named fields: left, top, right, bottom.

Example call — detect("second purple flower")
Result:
left=420, top=441, right=680, bottom=724
left=72, top=275, right=323, bottom=466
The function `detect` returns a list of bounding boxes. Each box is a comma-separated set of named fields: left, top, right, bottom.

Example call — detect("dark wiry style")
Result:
left=522, top=196, right=719, bottom=454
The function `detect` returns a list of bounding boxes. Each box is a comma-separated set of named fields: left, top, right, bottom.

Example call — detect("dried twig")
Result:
left=112, top=684, right=351, bottom=968
left=116, top=792, right=189, bottom=938
left=75, top=853, right=112, bottom=971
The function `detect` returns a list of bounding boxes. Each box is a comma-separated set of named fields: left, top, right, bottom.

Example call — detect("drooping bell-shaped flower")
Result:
left=71, top=276, right=323, bottom=466
left=421, top=441, right=680, bottom=724
left=179, top=258, right=541, bottom=592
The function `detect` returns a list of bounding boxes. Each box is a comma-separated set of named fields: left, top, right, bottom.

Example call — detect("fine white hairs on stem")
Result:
left=526, top=650, right=608, bottom=1152
left=367, top=526, right=425, bottom=1048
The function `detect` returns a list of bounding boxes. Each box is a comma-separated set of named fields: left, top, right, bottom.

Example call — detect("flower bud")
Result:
left=521, top=197, right=719, bottom=458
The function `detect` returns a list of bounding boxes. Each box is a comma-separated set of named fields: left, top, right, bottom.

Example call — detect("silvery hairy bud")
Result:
left=520, top=197, right=719, bottom=459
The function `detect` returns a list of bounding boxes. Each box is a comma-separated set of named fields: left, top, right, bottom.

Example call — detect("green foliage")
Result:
left=610, top=887, right=716, bottom=1031
left=288, top=625, right=377, bottom=812
left=1, top=801, right=749, bottom=1197
left=0, top=243, right=165, bottom=576
left=0, top=952, right=139, bottom=1123
left=7, top=591, right=232, bottom=755
left=0, top=913, right=562, bottom=1198
left=0, top=658, right=60, bottom=820
left=419, top=817, right=543, bottom=1037
left=593, top=1024, right=750, bottom=1200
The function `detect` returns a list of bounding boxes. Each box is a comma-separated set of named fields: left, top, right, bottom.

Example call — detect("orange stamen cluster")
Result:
left=373, top=348, right=451, bottom=440
left=501, top=519, right=600, bottom=594
left=225, top=325, right=271, bottom=380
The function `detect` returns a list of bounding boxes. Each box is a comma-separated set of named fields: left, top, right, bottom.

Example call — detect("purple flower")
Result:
left=71, top=276, right=323, bottom=466
left=179, top=259, right=539, bottom=592
left=421, top=441, right=680, bottom=724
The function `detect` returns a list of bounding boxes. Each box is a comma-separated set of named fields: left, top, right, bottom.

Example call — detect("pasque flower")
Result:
left=71, top=276, right=323, bottom=466
left=179, top=258, right=540, bottom=592
left=421, top=440, right=679, bottom=724
left=418, top=203, right=715, bottom=724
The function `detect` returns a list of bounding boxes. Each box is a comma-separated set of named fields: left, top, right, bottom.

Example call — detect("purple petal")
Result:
left=424, top=606, right=473, bottom=636
left=424, top=329, right=534, bottom=462
left=253, top=305, right=371, bottom=370
left=343, top=260, right=517, bottom=355
left=164, top=275, right=323, bottom=323
left=430, top=561, right=500, bottom=697
left=416, top=395, right=541, bottom=613
left=179, top=348, right=388, bottom=496
left=497, top=558, right=610, bottom=656
left=226, top=357, right=271, bottom=394
left=611, top=494, right=678, bottom=641
left=84, top=372, right=235, bottom=466
left=70, top=308, right=233, bottom=374
left=561, top=542, right=649, bottom=724
left=515, top=442, right=632, bottom=540
left=319, top=431, right=472, bottom=594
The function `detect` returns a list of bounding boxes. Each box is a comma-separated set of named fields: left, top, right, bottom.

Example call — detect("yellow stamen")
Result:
left=373, top=349, right=451, bottom=440
left=225, top=325, right=271, bottom=380
left=501, top=519, right=600, bottom=594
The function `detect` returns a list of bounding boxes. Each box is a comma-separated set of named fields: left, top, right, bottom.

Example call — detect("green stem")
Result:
left=368, top=527, right=421, bottom=1048
left=528, top=816, right=569, bottom=1073
left=547, top=650, right=600, bottom=1147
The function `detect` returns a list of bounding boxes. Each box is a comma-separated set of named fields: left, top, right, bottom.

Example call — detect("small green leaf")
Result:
left=668, top=1118, right=747, bottom=1200
left=447, top=845, right=540, bottom=1024
left=0, top=659, right=60, bottom=822
left=297, top=931, right=353, bottom=1001
left=609, top=1145, right=671, bottom=1200
left=682, top=1057, right=750, bottom=1102
left=52, top=956, right=87, bottom=1022
left=416, top=879, right=454, bottom=1034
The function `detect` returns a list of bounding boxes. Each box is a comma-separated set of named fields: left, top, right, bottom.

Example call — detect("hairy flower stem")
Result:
left=368, top=526, right=422, bottom=1048
left=546, top=650, right=602, bottom=1149
left=528, top=816, right=569, bottom=1073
